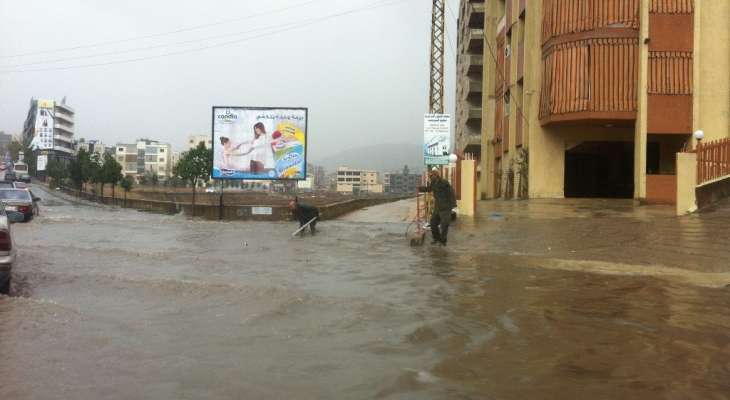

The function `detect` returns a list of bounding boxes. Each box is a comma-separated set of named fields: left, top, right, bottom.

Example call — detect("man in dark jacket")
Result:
left=289, top=197, right=320, bottom=235
left=419, top=168, right=457, bottom=246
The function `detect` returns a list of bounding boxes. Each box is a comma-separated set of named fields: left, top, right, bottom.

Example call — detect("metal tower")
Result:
left=429, top=0, right=445, bottom=114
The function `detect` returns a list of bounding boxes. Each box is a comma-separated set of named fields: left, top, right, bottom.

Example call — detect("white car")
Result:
left=0, top=205, right=23, bottom=294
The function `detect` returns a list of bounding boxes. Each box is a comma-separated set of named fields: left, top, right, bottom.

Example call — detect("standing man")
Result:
left=289, top=197, right=320, bottom=236
left=419, top=168, right=457, bottom=246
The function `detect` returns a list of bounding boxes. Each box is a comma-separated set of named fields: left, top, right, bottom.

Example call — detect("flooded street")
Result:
left=2, top=186, right=730, bottom=399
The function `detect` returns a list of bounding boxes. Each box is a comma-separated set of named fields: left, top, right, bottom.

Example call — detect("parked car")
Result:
left=12, top=182, right=28, bottom=190
left=0, top=205, right=23, bottom=295
left=0, top=189, right=40, bottom=222
left=4, top=172, right=16, bottom=182
left=0, top=182, right=13, bottom=189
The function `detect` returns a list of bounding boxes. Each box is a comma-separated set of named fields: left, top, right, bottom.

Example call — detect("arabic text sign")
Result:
left=424, top=113, right=451, bottom=165
left=212, top=107, right=307, bottom=180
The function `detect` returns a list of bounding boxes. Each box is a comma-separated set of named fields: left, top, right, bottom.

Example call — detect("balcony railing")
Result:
left=697, top=138, right=730, bottom=186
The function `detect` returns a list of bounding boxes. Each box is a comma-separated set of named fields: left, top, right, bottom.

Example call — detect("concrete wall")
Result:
left=457, top=160, right=476, bottom=216
left=695, top=1, right=730, bottom=143
left=60, top=187, right=408, bottom=221
left=676, top=152, right=697, bottom=215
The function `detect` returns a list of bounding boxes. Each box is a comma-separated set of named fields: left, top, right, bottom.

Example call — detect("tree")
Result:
left=89, top=153, right=103, bottom=197
left=143, top=170, right=159, bottom=186
left=46, top=159, right=67, bottom=187
left=173, top=143, right=212, bottom=216
left=120, top=175, right=134, bottom=207
left=7, top=139, right=23, bottom=162
left=101, top=153, right=123, bottom=203
left=69, top=148, right=91, bottom=195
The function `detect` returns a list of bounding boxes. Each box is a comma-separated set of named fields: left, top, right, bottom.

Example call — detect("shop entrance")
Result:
left=564, top=141, right=634, bottom=198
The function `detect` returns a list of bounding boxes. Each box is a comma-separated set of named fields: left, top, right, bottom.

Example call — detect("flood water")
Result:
left=2, top=186, right=730, bottom=399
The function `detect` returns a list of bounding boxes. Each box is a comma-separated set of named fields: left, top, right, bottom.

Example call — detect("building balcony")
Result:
left=465, top=77, right=482, bottom=97
left=539, top=16, right=640, bottom=125
left=464, top=54, right=483, bottom=73
left=55, top=102, right=74, bottom=114
left=466, top=28, right=484, bottom=53
left=465, top=2, right=485, bottom=29
left=54, top=134, right=74, bottom=144
left=457, top=131, right=482, bottom=155
left=55, top=112, right=74, bottom=125
left=467, top=106, right=483, bottom=122
left=54, top=123, right=74, bottom=135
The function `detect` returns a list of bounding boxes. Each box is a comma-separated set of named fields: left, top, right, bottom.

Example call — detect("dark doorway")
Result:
left=565, top=141, right=634, bottom=198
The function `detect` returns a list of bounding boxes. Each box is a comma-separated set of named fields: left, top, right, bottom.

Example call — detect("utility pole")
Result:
left=429, top=0, right=445, bottom=114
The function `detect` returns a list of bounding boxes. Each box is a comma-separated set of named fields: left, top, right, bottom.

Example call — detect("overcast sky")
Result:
left=0, top=0, right=457, bottom=162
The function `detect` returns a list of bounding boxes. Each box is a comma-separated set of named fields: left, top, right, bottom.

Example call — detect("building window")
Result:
left=159, top=157, right=165, bottom=162
left=160, top=149, right=165, bottom=153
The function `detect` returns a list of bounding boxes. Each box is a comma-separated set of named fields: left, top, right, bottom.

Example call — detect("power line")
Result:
left=0, top=0, right=329, bottom=59
left=2, top=14, right=316, bottom=69
left=0, top=0, right=409, bottom=74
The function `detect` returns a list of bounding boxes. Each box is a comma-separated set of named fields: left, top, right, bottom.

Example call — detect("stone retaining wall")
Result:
left=59, top=187, right=409, bottom=221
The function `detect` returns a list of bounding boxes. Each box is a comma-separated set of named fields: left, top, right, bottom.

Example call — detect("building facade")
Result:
left=336, top=167, right=384, bottom=194
left=455, top=1, right=485, bottom=165
left=455, top=0, right=729, bottom=203
left=387, top=172, right=422, bottom=194
left=115, top=139, right=173, bottom=182
left=188, top=134, right=212, bottom=150
left=76, top=139, right=110, bottom=157
left=21, top=98, right=76, bottom=173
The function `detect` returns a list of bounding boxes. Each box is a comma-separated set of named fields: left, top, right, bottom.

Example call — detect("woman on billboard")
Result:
left=242, top=122, right=274, bottom=174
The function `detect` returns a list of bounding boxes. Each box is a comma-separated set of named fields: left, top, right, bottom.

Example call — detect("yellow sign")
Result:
left=37, top=99, right=55, bottom=109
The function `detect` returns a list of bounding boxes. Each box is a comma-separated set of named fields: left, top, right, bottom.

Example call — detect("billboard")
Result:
left=36, top=154, right=48, bottom=172
left=34, top=99, right=55, bottom=150
left=424, top=113, right=451, bottom=165
left=212, top=107, right=307, bottom=180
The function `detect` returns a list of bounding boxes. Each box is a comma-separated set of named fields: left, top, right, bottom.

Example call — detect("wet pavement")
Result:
left=2, top=186, right=730, bottom=399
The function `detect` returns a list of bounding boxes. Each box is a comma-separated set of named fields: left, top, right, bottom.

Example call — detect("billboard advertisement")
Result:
left=36, top=154, right=48, bottom=172
left=34, top=99, right=55, bottom=150
left=212, top=107, right=307, bottom=180
left=424, top=113, right=451, bottom=165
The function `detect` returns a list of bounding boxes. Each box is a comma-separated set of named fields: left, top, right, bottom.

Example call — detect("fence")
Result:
left=697, top=138, right=730, bottom=185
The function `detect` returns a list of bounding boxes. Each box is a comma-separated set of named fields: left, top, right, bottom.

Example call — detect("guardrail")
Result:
left=697, top=138, right=730, bottom=185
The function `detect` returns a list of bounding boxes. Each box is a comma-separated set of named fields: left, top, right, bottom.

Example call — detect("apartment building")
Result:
left=21, top=98, right=76, bottom=171
left=115, top=139, right=173, bottom=181
left=336, top=167, right=384, bottom=194
left=457, top=0, right=729, bottom=204
left=455, top=0, right=485, bottom=166
left=76, top=138, right=110, bottom=157
left=188, top=134, right=212, bottom=150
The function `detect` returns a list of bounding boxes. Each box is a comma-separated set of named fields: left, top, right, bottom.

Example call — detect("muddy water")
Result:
left=2, top=187, right=730, bottom=399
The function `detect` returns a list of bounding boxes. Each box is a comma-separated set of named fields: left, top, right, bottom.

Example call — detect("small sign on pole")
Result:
left=424, top=113, right=451, bottom=165
left=36, top=154, right=48, bottom=171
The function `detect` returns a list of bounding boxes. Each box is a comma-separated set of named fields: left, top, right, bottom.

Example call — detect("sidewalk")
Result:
left=437, top=198, right=730, bottom=286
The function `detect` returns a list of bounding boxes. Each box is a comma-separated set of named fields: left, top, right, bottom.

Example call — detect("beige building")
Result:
left=454, top=0, right=730, bottom=204
left=336, top=167, right=384, bottom=194
left=188, top=134, right=212, bottom=150
left=454, top=0, right=485, bottom=173
left=115, top=139, right=173, bottom=181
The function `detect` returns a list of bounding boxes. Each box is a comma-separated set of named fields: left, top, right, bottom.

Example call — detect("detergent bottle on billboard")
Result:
left=271, top=122, right=305, bottom=179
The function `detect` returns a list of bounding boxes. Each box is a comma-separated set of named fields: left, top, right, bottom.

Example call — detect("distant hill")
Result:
left=313, top=143, right=424, bottom=174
